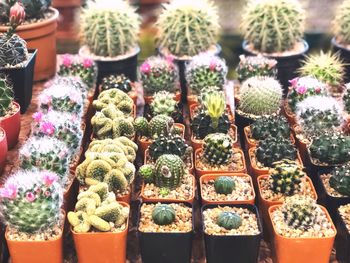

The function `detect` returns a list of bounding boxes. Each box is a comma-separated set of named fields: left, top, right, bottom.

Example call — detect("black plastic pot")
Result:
left=242, top=40, right=309, bottom=97
left=335, top=206, right=350, bottom=263
left=202, top=204, right=262, bottom=263
left=137, top=202, right=194, bottom=263
left=0, top=49, right=37, bottom=114
left=332, top=37, right=350, bottom=83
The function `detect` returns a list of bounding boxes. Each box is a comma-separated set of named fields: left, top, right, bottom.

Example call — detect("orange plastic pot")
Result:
left=144, top=91, right=181, bottom=105
left=116, top=187, right=132, bottom=204
left=53, top=0, right=81, bottom=40
left=195, top=148, right=246, bottom=178
left=268, top=205, right=336, bottom=263
left=199, top=173, right=255, bottom=205
left=0, top=127, right=7, bottom=173
left=72, top=202, right=129, bottom=263
left=282, top=100, right=297, bottom=127
left=0, top=8, right=59, bottom=81
left=292, top=124, right=311, bottom=166
left=6, top=211, right=65, bottom=263
left=0, top=102, right=20, bottom=149
left=189, top=104, right=235, bottom=122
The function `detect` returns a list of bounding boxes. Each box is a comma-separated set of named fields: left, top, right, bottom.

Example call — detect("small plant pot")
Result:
left=335, top=206, right=350, bottom=263
left=268, top=204, right=336, bottom=263
left=199, top=174, right=255, bottom=205
left=0, top=102, right=21, bottom=149
left=71, top=202, right=129, bottom=263
left=116, top=187, right=132, bottom=204
left=189, top=103, right=234, bottom=122
left=332, top=37, right=350, bottom=83
left=282, top=100, right=297, bottom=127
left=292, top=124, right=311, bottom=167
left=0, top=50, right=37, bottom=113
left=5, top=211, right=65, bottom=263
left=202, top=204, right=262, bottom=263
left=144, top=90, right=181, bottom=105
left=0, top=127, right=7, bottom=173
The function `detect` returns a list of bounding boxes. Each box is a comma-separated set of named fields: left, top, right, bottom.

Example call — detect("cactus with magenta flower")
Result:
left=236, top=55, right=277, bottom=82
left=0, top=75, right=14, bottom=116
left=0, top=169, right=63, bottom=233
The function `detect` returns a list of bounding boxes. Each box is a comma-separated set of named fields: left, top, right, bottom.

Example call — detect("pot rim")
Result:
left=0, top=49, right=37, bottom=70
left=317, top=169, right=350, bottom=201
left=0, top=101, right=20, bottom=122
left=331, top=37, right=350, bottom=51
left=79, top=45, right=141, bottom=62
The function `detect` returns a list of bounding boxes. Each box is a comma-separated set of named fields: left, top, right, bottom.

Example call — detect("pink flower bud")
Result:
left=44, top=190, right=51, bottom=197
left=0, top=183, right=17, bottom=199
left=40, top=121, right=55, bottom=135
left=296, top=86, right=307, bottom=95
left=62, top=54, right=73, bottom=68
left=315, top=87, right=321, bottom=94
left=289, top=77, right=298, bottom=88
left=9, top=2, right=25, bottom=28
left=140, top=62, right=151, bottom=75
left=32, top=111, right=43, bottom=122
left=25, top=192, right=36, bottom=202
left=42, top=172, right=58, bottom=186
left=83, top=58, right=93, bottom=68
left=209, top=60, right=217, bottom=72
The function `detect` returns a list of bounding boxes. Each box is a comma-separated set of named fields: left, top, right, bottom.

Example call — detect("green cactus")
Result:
left=138, top=164, right=154, bottom=184
left=150, top=91, right=177, bottom=117
left=239, top=76, right=283, bottom=118
left=240, top=0, right=305, bottom=53
left=334, top=0, right=350, bottom=46
left=0, top=32, right=28, bottom=68
left=101, top=74, right=132, bottom=94
left=343, top=83, right=350, bottom=113
left=202, top=133, right=233, bottom=166
left=236, top=55, right=277, bottom=82
left=133, top=117, right=149, bottom=137
left=214, top=176, right=236, bottom=195
left=0, top=76, right=14, bottom=116
left=21, top=0, right=51, bottom=19
left=250, top=116, right=290, bottom=141
left=217, top=211, right=242, bottom=230
left=81, top=0, right=140, bottom=57
left=148, top=115, right=174, bottom=139
left=156, top=0, right=220, bottom=57
left=329, top=164, right=350, bottom=196
left=152, top=204, right=176, bottom=226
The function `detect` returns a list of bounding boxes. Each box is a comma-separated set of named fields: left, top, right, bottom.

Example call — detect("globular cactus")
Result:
left=133, top=116, right=150, bottom=137
left=202, top=133, right=233, bottom=166
left=0, top=76, right=14, bottom=116
left=281, top=195, right=318, bottom=230
left=101, top=74, right=132, bottom=94
left=333, top=0, right=350, bottom=46
left=0, top=31, right=28, bottom=68
left=140, top=56, right=178, bottom=96
left=152, top=204, right=176, bottom=226
left=156, top=0, right=220, bottom=57
left=287, top=76, right=327, bottom=112
left=298, top=51, right=345, bottom=86
left=250, top=115, right=290, bottom=141
left=148, top=114, right=175, bottom=139
left=270, top=160, right=304, bottom=195
left=49, top=76, right=89, bottom=99
left=138, top=164, right=154, bottom=184
left=151, top=91, right=177, bottom=117
left=329, top=164, right=350, bottom=196
left=0, top=169, right=63, bottom=233
left=256, top=135, right=297, bottom=168
left=239, top=76, right=283, bottom=118
left=236, top=55, right=277, bottom=82
left=214, top=176, right=236, bottom=195
left=81, top=0, right=140, bottom=57
left=342, top=83, right=350, bottom=113
left=309, top=132, right=350, bottom=165
left=217, top=211, right=242, bottom=230
left=186, top=54, right=227, bottom=95
left=21, top=0, right=51, bottom=19
left=240, top=0, right=305, bottom=53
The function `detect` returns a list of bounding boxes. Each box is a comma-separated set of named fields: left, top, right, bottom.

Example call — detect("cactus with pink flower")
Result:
left=0, top=169, right=63, bottom=233
left=236, top=55, right=277, bottom=82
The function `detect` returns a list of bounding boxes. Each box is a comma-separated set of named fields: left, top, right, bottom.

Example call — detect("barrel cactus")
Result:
left=214, top=176, right=236, bottom=195
left=202, top=133, right=233, bottom=166
left=329, top=164, right=350, bottom=196
left=250, top=115, right=290, bottom=141
left=101, top=74, right=132, bottom=94
left=0, top=76, right=14, bottom=116
left=217, top=211, right=242, bottom=230
left=152, top=204, right=176, bottom=226
left=148, top=115, right=175, bottom=139
left=333, top=0, right=350, bottom=46
left=151, top=91, right=177, bottom=117
left=236, top=55, right=277, bottom=82
left=0, top=29, right=28, bottom=68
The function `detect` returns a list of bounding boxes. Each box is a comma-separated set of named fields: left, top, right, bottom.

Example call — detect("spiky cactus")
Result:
left=186, top=54, right=227, bottom=95
left=140, top=56, right=178, bottom=96
left=101, top=74, right=132, bottom=94
left=333, top=0, right=350, bottom=46
left=148, top=114, right=174, bottom=139
left=0, top=31, right=28, bottom=68
left=0, top=169, right=63, bottom=233
left=152, top=204, right=176, bottom=225
left=239, top=76, right=283, bottom=117
left=202, top=133, right=233, bottom=166
left=81, top=0, right=140, bottom=57
left=214, top=176, right=236, bottom=195
left=236, top=55, right=277, bottom=82
left=217, top=211, right=242, bottom=230
left=151, top=91, right=177, bottom=117
left=156, top=0, right=220, bottom=57
left=0, top=76, right=14, bottom=116
left=256, top=135, right=297, bottom=168
left=240, top=0, right=305, bottom=53
left=343, top=83, right=350, bottom=113
left=133, top=117, right=150, bottom=137
left=329, top=164, right=350, bottom=196
left=49, top=76, right=89, bottom=99
left=93, top=88, right=133, bottom=116
left=250, top=116, right=290, bottom=141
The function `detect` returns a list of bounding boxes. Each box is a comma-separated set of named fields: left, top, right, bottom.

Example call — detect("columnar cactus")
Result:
left=101, top=74, right=132, bottom=94
left=93, top=89, right=133, bottom=116
left=202, top=133, right=233, bottom=166
left=151, top=91, right=177, bottom=117
left=156, top=0, right=220, bottom=57
left=240, top=0, right=305, bottom=53
left=214, top=176, right=236, bottom=195
left=81, top=0, right=140, bottom=57
left=217, top=211, right=242, bottom=230
left=329, top=164, right=350, bottom=196
left=333, top=0, right=350, bottom=46
left=0, top=170, right=63, bottom=233
left=152, top=204, right=176, bottom=225
left=250, top=116, right=290, bottom=141
left=0, top=76, right=14, bottom=116
left=236, top=55, right=277, bottom=82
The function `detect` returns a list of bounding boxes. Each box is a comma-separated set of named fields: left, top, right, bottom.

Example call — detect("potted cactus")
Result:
left=240, top=0, right=308, bottom=95
left=195, top=133, right=246, bottom=178
left=79, top=0, right=140, bottom=83
left=0, top=170, right=65, bottom=263
left=199, top=174, right=255, bottom=205
left=0, top=76, right=20, bottom=149
left=138, top=202, right=194, bottom=263
left=202, top=204, right=262, bottom=263
left=269, top=195, right=336, bottom=263
left=156, top=0, right=221, bottom=100
left=0, top=127, right=7, bottom=172
left=334, top=204, right=350, bottom=263
left=67, top=183, right=129, bottom=263
left=0, top=3, right=37, bottom=113
left=0, top=0, right=59, bottom=81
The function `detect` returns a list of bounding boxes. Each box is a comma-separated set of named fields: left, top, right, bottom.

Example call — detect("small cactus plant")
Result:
left=0, top=75, right=14, bottom=116
left=342, top=83, right=350, bottom=113
left=333, top=0, right=350, bottom=46
left=151, top=91, right=177, bottom=117
left=240, top=0, right=305, bottom=53
left=329, top=164, right=350, bottom=196
left=250, top=116, right=290, bottom=141
left=148, top=115, right=175, bottom=139
left=81, top=0, right=140, bottom=57
left=236, top=55, right=277, bottom=82
left=152, top=204, right=176, bottom=226
left=101, top=74, right=132, bottom=94
left=217, top=211, right=242, bottom=230
left=214, top=176, right=236, bottom=195
left=156, top=0, right=220, bottom=57
left=202, top=133, right=233, bottom=166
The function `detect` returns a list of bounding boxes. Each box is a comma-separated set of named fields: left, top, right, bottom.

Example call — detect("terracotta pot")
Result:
left=199, top=173, right=255, bottom=205
left=6, top=211, right=65, bottom=263
left=0, top=8, right=59, bottom=81
left=144, top=90, right=181, bottom=105
left=0, top=102, right=21, bottom=149
left=53, top=0, right=81, bottom=40
left=116, top=187, right=132, bottom=204
left=0, top=127, right=7, bottom=173
left=282, top=100, right=297, bottom=127
left=195, top=148, right=246, bottom=178
left=269, top=205, right=336, bottom=263
left=72, top=202, right=129, bottom=263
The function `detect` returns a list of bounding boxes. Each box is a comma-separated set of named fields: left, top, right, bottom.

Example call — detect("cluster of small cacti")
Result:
left=0, top=75, right=14, bottom=116
left=236, top=55, right=277, bottom=82
left=202, top=133, right=234, bottom=166
left=67, top=183, right=129, bottom=232
left=186, top=54, right=228, bottom=95
left=329, top=164, right=350, bottom=196
left=151, top=91, right=177, bottom=117
left=93, top=88, right=133, bottom=116
left=134, top=115, right=178, bottom=139
left=333, top=0, right=350, bottom=46
left=101, top=74, right=132, bottom=94
left=250, top=116, right=290, bottom=141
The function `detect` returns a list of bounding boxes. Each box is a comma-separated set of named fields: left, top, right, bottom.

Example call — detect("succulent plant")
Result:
left=239, top=76, right=282, bottom=118
left=0, top=169, right=62, bottom=233
left=0, top=75, right=14, bottom=116
left=329, top=164, right=350, bottom=196
left=287, top=76, right=328, bottom=112
left=298, top=51, right=345, bottom=86
left=133, top=116, right=150, bottom=137
left=151, top=91, right=177, bottom=117
left=250, top=116, right=290, bottom=141
left=214, top=176, right=236, bottom=195
left=202, top=133, right=233, bottom=166
left=256, top=135, right=297, bottom=168
left=343, top=83, right=350, bottom=113
left=138, top=164, right=154, bottom=184
left=270, top=160, right=304, bottom=195
left=93, top=88, right=133, bottom=116
left=0, top=0, right=50, bottom=21
left=152, top=204, right=176, bottom=226
left=140, top=56, right=178, bottom=96
left=309, top=132, right=350, bottom=165
left=148, top=115, right=175, bottom=139
left=240, top=0, right=305, bottom=53
left=333, top=0, right=350, bottom=46
left=236, top=55, right=277, bottom=82
left=156, top=0, right=220, bottom=57
left=67, top=183, right=129, bottom=233
left=81, top=0, right=140, bottom=57
left=217, top=211, right=242, bottom=230
left=101, top=74, right=132, bottom=94
left=186, top=54, right=227, bottom=95
left=0, top=31, right=27, bottom=68
left=49, top=76, right=89, bottom=99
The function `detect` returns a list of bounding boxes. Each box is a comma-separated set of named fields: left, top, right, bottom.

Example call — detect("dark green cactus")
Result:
left=139, top=164, right=154, bottom=184
left=101, top=74, right=132, bottom=94
left=329, top=164, right=350, bottom=196
left=203, top=133, right=233, bottom=166
left=236, top=55, right=277, bottom=82
left=21, top=0, right=51, bottom=19
left=152, top=204, right=176, bottom=226
left=133, top=117, right=149, bottom=137
left=149, top=134, right=190, bottom=161
left=214, top=176, right=236, bottom=195
left=0, top=76, right=13, bottom=116
left=153, top=154, right=185, bottom=189
left=148, top=115, right=174, bottom=139
left=217, top=211, right=242, bottom=230
left=250, top=116, right=290, bottom=141
left=0, top=32, right=28, bottom=68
